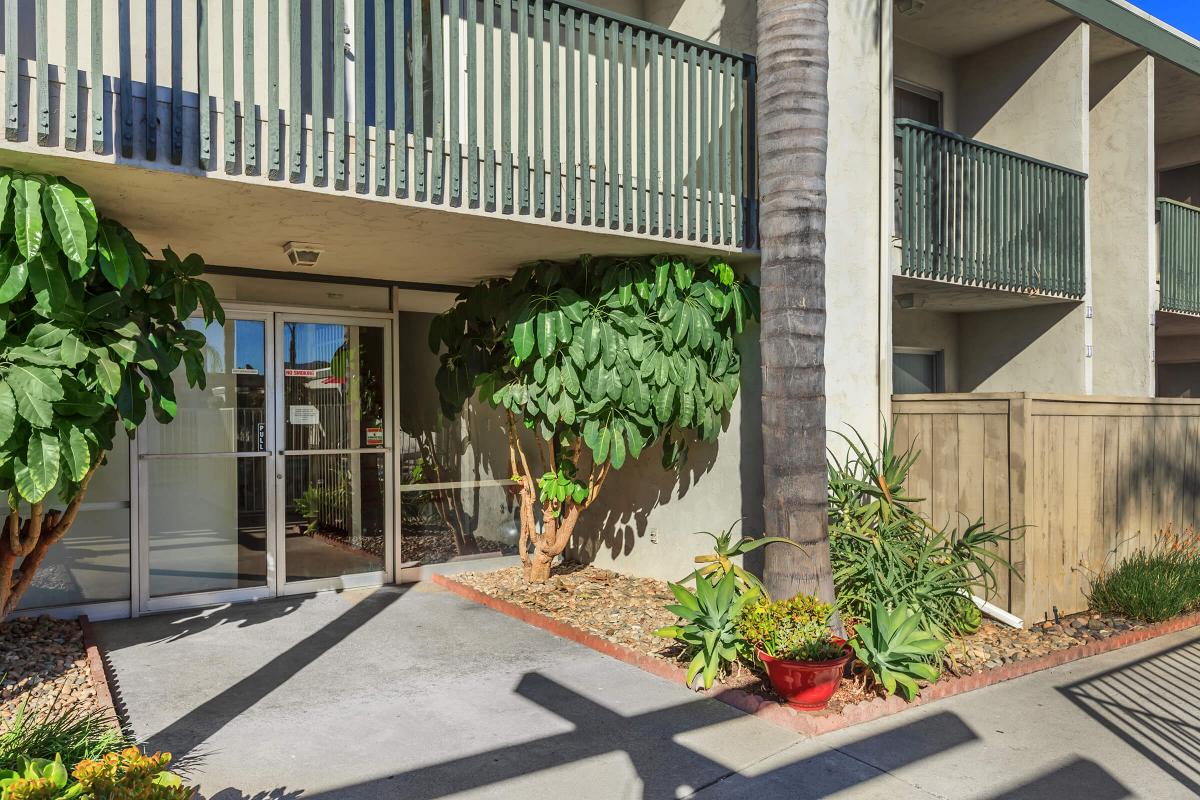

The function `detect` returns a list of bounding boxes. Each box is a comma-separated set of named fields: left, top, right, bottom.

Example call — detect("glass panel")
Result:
left=893, top=352, right=941, bottom=394
left=395, top=311, right=521, bottom=566
left=142, top=319, right=268, bottom=455
left=16, top=443, right=132, bottom=610
left=400, top=484, right=521, bottom=566
left=147, top=457, right=268, bottom=597
left=282, top=323, right=386, bottom=452
left=284, top=453, right=385, bottom=581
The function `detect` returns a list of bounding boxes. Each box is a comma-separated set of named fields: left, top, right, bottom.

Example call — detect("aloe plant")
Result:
left=850, top=601, right=946, bottom=701
left=682, top=519, right=804, bottom=598
left=655, top=570, right=759, bottom=689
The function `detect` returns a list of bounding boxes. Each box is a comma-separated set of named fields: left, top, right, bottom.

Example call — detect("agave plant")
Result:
left=850, top=601, right=946, bottom=701
left=655, top=569, right=760, bottom=689
left=681, top=519, right=805, bottom=598
left=828, top=424, right=1018, bottom=639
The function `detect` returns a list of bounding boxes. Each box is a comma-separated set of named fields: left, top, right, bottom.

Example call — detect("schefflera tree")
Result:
left=430, top=255, right=758, bottom=582
left=0, top=169, right=222, bottom=617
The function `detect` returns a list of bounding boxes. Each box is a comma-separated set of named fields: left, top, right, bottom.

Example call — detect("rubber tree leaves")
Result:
left=0, top=167, right=224, bottom=617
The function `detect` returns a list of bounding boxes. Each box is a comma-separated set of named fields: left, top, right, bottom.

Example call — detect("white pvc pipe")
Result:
left=972, top=594, right=1024, bottom=629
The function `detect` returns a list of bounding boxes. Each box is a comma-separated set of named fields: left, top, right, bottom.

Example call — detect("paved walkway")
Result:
left=94, top=582, right=1200, bottom=799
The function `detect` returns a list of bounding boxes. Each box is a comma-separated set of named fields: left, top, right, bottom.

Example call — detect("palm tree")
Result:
left=756, top=0, right=837, bottom=605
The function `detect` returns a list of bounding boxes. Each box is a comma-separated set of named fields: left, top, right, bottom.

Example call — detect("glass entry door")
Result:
left=139, top=313, right=275, bottom=613
left=274, top=315, right=392, bottom=594
left=138, top=310, right=392, bottom=613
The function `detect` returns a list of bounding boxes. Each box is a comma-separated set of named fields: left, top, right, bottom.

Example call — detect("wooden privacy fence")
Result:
left=0, top=0, right=755, bottom=245
left=892, top=393, right=1200, bottom=621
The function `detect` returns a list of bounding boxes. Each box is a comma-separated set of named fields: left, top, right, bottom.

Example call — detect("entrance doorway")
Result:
left=137, top=310, right=393, bottom=613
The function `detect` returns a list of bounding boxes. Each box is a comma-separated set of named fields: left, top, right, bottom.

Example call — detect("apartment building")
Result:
left=1, top=0, right=1198, bottom=623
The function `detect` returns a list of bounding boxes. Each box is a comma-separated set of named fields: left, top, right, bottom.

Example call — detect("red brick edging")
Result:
left=77, top=615, right=117, bottom=720
left=431, top=573, right=1200, bottom=737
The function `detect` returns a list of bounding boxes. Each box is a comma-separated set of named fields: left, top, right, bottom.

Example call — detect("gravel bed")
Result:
left=450, top=564, right=1151, bottom=704
left=1, top=616, right=102, bottom=726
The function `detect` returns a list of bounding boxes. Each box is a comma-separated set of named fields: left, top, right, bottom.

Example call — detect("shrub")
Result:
left=0, top=703, right=130, bottom=772
left=655, top=570, right=759, bottom=689
left=850, top=601, right=945, bottom=701
left=1086, top=529, right=1200, bottom=622
left=737, top=595, right=844, bottom=662
left=828, top=426, right=1017, bottom=639
left=682, top=519, right=803, bottom=598
left=0, top=748, right=191, bottom=800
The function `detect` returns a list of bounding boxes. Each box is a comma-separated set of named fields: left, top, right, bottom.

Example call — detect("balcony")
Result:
left=895, top=119, right=1087, bottom=300
left=0, top=0, right=755, bottom=250
left=1158, top=198, right=1200, bottom=316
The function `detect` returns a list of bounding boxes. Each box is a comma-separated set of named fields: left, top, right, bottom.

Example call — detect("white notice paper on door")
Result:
left=289, top=405, right=321, bottom=425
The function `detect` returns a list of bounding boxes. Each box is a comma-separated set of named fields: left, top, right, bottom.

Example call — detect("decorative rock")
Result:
left=0, top=616, right=104, bottom=725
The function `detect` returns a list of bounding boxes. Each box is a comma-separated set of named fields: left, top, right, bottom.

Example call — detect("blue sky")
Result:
left=1130, top=1, right=1200, bottom=38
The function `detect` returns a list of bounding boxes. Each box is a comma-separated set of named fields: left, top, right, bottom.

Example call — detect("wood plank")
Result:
left=929, top=414, right=959, bottom=532
left=982, top=412, right=1011, bottom=610
left=956, top=413, right=985, bottom=527
left=1060, top=415, right=1081, bottom=612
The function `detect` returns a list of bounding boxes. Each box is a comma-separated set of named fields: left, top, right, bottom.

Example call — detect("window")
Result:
left=893, top=349, right=944, bottom=394
left=894, top=82, right=942, bottom=127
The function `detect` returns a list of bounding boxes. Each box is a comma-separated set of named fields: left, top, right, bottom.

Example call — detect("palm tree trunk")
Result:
left=756, top=0, right=837, bottom=606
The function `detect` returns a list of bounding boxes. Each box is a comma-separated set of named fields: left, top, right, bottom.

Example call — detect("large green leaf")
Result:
left=27, top=252, right=70, bottom=316
left=7, top=364, right=62, bottom=428
left=511, top=310, right=535, bottom=361
left=0, top=171, right=11, bottom=228
left=0, top=379, right=15, bottom=445
left=0, top=244, right=28, bottom=303
left=59, top=425, right=91, bottom=482
left=43, top=182, right=89, bottom=266
left=20, top=432, right=61, bottom=501
left=96, top=222, right=131, bottom=288
left=95, top=356, right=122, bottom=396
left=12, top=176, right=44, bottom=259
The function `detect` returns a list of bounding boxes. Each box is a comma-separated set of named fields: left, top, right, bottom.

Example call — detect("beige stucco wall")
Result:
left=893, top=38, right=957, bottom=130
left=1089, top=53, right=1156, bottom=396
left=949, top=20, right=1090, bottom=394
left=957, top=20, right=1089, bottom=172
left=824, top=0, right=886, bottom=443
left=642, top=0, right=756, bottom=54
left=892, top=304, right=959, bottom=392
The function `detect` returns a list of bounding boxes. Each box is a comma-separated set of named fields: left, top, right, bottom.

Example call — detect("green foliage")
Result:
left=429, top=254, right=758, bottom=473
left=0, top=748, right=191, bottom=800
left=850, top=602, right=945, bottom=701
left=0, top=754, right=68, bottom=800
left=682, top=519, right=804, bottom=598
left=0, top=169, right=222, bottom=507
left=828, top=425, right=1017, bottom=639
left=655, top=570, right=759, bottom=689
left=536, top=464, right=588, bottom=516
left=1086, top=529, right=1200, bottom=622
left=0, top=703, right=129, bottom=772
left=737, top=595, right=844, bottom=662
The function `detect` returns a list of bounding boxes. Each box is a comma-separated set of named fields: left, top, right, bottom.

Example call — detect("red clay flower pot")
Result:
left=757, top=644, right=852, bottom=711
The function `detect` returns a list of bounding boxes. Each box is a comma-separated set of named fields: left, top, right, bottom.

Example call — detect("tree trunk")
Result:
left=1, top=460, right=102, bottom=618
left=756, top=0, right=837, bottom=606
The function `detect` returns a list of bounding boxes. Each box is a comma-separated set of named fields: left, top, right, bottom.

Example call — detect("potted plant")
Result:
left=738, top=595, right=851, bottom=710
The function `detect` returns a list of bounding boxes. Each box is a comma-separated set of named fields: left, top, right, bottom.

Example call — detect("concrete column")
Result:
left=954, top=21, right=1091, bottom=394
left=825, top=0, right=885, bottom=444
left=1089, top=53, right=1155, bottom=397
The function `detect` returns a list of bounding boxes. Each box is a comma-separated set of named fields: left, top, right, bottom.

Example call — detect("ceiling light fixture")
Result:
left=283, top=241, right=324, bottom=269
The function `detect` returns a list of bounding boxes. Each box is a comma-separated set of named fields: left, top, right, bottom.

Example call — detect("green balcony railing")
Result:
left=0, top=0, right=756, bottom=247
left=1158, top=198, right=1200, bottom=315
left=896, top=119, right=1086, bottom=297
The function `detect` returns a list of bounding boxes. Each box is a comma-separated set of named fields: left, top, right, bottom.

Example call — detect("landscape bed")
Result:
left=0, top=616, right=105, bottom=725
left=436, top=564, right=1200, bottom=735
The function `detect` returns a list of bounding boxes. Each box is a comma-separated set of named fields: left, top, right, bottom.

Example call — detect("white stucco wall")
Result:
left=892, top=304, right=959, bottom=392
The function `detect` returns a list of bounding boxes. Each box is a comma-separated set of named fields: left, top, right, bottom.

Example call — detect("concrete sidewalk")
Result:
left=94, top=583, right=1200, bottom=799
